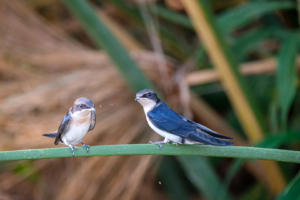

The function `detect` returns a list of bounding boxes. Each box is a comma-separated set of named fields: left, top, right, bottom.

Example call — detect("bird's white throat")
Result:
left=73, top=109, right=92, bottom=117
left=137, top=99, right=156, bottom=113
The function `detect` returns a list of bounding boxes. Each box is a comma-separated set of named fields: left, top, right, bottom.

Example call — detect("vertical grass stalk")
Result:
left=181, top=0, right=286, bottom=194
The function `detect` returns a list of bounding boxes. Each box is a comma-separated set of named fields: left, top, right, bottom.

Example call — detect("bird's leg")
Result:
left=80, top=141, right=90, bottom=152
left=63, top=139, right=77, bottom=157
left=62, top=138, right=77, bottom=157
left=68, top=145, right=77, bottom=157
left=148, top=138, right=170, bottom=149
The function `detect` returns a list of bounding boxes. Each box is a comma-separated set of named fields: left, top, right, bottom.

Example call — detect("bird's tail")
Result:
left=188, top=130, right=234, bottom=146
left=42, top=131, right=57, bottom=138
left=212, top=138, right=234, bottom=146
left=197, top=135, right=234, bottom=146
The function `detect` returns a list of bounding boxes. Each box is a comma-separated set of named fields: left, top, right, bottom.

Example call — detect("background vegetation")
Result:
left=0, top=0, right=299, bottom=199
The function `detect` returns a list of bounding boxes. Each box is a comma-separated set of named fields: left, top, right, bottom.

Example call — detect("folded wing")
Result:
left=148, top=102, right=234, bottom=146
left=89, top=112, right=96, bottom=131
left=54, top=111, right=71, bottom=145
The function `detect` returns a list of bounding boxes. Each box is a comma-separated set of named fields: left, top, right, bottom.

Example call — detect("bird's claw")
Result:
left=69, top=145, right=77, bottom=157
left=83, top=144, right=90, bottom=153
left=173, top=142, right=179, bottom=146
left=149, top=141, right=163, bottom=149
left=81, top=142, right=90, bottom=153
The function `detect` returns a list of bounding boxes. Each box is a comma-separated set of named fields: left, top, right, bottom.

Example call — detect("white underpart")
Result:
left=138, top=98, right=182, bottom=143
left=62, top=110, right=91, bottom=146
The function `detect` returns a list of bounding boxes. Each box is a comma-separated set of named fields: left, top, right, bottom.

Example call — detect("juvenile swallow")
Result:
left=135, top=89, right=234, bottom=149
left=43, top=97, right=96, bottom=156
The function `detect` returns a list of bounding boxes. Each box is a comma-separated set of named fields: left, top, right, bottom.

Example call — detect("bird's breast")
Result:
left=64, top=112, right=91, bottom=145
left=73, top=115, right=91, bottom=127
left=72, top=110, right=92, bottom=126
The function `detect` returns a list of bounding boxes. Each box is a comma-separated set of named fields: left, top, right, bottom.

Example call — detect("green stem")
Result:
left=1, top=145, right=299, bottom=163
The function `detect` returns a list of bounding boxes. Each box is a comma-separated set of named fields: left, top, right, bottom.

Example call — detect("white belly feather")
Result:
left=62, top=111, right=91, bottom=145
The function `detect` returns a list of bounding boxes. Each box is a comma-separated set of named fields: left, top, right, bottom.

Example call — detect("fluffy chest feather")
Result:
left=63, top=111, right=91, bottom=145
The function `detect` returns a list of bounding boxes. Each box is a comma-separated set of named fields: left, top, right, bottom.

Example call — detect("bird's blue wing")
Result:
left=88, top=112, right=96, bottom=131
left=180, top=116, right=233, bottom=140
left=54, top=111, right=71, bottom=145
left=147, top=102, right=196, bottom=137
left=148, top=102, right=234, bottom=146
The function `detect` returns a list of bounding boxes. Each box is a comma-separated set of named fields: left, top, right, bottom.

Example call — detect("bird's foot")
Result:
left=69, top=145, right=77, bottom=157
left=173, top=142, right=179, bottom=146
left=80, top=142, right=90, bottom=152
left=148, top=141, right=167, bottom=150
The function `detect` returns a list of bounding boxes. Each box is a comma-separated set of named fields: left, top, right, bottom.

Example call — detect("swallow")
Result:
left=135, top=89, right=234, bottom=149
left=43, top=97, right=96, bottom=156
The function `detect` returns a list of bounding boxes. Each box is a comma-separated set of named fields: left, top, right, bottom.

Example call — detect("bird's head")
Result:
left=135, top=89, right=159, bottom=109
left=73, top=97, right=96, bottom=113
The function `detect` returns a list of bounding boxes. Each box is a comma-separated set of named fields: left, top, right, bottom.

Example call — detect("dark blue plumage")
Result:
left=54, top=111, right=72, bottom=145
left=148, top=101, right=233, bottom=146
left=136, top=89, right=234, bottom=148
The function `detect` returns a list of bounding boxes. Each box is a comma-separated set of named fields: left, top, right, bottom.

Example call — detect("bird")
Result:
left=43, top=97, right=96, bottom=156
left=135, top=89, right=234, bottom=149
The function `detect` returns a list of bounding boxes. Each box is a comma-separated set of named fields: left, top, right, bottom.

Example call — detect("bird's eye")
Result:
left=146, top=93, right=152, bottom=97
left=80, top=104, right=84, bottom=108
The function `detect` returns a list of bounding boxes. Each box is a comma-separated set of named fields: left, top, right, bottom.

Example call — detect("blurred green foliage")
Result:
left=277, top=170, right=300, bottom=199
left=13, top=161, right=40, bottom=183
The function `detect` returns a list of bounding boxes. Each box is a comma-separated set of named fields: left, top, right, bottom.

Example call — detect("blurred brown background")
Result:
left=0, top=0, right=300, bottom=199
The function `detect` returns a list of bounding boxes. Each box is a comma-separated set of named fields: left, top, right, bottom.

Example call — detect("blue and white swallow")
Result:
left=43, top=97, right=96, bottom=156
left=135, top=89, right=234, bottom=149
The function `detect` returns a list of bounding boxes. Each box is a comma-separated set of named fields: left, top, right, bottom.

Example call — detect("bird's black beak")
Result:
left=135, top=97, right=140, bottom=101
